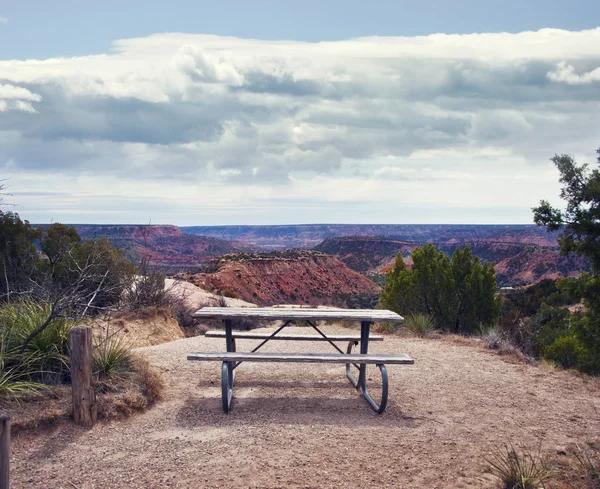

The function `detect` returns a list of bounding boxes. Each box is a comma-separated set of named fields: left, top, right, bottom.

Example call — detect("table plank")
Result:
left=193, top=307, right=404, bottom=323
left=187, top=351, right=414, bottom=364
left=204, top=331, right=384, bottom=341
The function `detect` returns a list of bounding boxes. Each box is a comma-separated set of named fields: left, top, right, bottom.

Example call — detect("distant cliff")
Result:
left=73, top=224, right=248, bottom=270
left=315, top=236, right=416, bottom=275
left=181, top=224, right=559, bottom=249
left=175, top=250, right=381, bottom=308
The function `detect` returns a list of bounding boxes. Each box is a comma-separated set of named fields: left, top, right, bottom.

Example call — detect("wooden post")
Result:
left=69, top=327, right=97, bottom=427
left=0, top=415, right=10, bottom=489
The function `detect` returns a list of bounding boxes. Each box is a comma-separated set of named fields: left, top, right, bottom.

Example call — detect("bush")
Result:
left=571, top=311, right=600, bottom=375
left=495, top=314, right=537, bottom=357
left=95, top=355, right=163, bottom=419
left=485, top=444, right=553, bottom=489
left=544, top=335, right=585, bottom=370
left=0, top=301, right=77, bottom=387
left=502, top=278, right=577, bottom=318
left=123, top=273, right=169, bottom=311
left=530, top=305, right=572, bottom=356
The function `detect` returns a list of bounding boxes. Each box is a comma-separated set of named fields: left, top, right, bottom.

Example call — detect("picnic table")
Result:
left=188, top=307, right=414, bottom=414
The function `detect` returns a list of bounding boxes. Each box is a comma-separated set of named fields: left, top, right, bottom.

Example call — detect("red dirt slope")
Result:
left=176, top=250, right=381, bottom=308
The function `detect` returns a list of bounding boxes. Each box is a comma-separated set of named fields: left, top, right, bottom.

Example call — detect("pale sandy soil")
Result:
left=10, top=326, right=600, bottom=489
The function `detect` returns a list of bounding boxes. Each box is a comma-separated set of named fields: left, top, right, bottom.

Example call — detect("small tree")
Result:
left=379, top=253, right=416, bottom=314
left=532, top=147, right=600, bottom=373
left=40, top=223, right=81, bottom=279
left=533, top=149, right=600, bottom=271
left=381, top=244, right=500, bottom=334
left=0, top=211, right=41, bottom=302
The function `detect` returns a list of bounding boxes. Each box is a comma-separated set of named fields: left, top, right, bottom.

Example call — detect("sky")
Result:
left=0, top=1, right=599, bottom=225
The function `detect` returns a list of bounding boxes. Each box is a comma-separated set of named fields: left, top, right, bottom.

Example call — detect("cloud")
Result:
left=0, top=83, right=42, bottom=112
left=0, top=17, right=7, bottom=25
left=547, top=61, right=600, bottom=85
left=0, top=28, right=599, bottom=223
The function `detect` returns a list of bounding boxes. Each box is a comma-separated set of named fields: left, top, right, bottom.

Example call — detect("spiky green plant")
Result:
left=0, top=356, right=44, bottom=399
left=404, top=313, right=436, bottom=337
left=0, top=330, right=45, bottom=400
left=575, top=445, right=600, bottom=489
left=0, top=301, right=75, bottom=381
left=485, top=444, right=553, bottom=489
left=93, top=330, right=133, bottom=380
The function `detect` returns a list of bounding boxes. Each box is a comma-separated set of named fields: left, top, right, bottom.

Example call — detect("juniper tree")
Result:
left=380, top=243, right=500, bottom=334
left=533, top=147, right=600, bottom=373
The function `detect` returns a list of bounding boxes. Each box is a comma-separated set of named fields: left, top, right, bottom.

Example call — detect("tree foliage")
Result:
left=380, top=244, right=500, bottom=334
left=533, top=149, right=600, bottom=272
left=0, top=213, right=136, bottom=350
left=0, top=211, right=41, bottom=300
left=532, top=148, right=600, bottom=374
left=40, top=223, right=81, bottom=278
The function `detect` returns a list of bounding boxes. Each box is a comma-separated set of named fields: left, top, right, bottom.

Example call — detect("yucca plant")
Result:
left=0, top=356, right=45, bottom=400
left=0, top=330, right=45, bottom=400
left=404, top=313, right=436, bottom=337
left=93, top=329, right=133, bottom=380
left=485, top=444, right=553, bottom=489
left=0, top=301, right=75, bottom=382
left=575, top=445, right=600, bottom=489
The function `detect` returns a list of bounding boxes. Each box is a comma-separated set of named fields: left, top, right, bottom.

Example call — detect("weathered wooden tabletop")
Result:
left=192, top=307, right=404, bottom=323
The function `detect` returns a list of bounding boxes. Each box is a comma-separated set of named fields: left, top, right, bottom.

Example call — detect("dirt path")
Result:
left=10, top=326, right=600, bottom=488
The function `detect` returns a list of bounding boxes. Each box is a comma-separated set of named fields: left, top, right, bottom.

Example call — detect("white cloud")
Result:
left=547, top=61, right=600, bottom=85
left=0, top=17, right=7, bottom=25
left=0, top=28, right=599, bottom=223
left=0, top=84, right=42, bottom=112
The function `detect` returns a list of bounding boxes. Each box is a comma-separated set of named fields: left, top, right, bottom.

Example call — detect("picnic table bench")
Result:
left=189, top=307, right=413, bottom=414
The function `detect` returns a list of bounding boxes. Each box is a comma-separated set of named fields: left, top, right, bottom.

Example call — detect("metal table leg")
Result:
left=361, top=364, right=388, bottom=413
left=357, top=321, right=389, bottom=413
left=222, top=319, right=235, bottom=413
left=358, top=321, right=370, bottom=390
left=345, top=340, right=360, bottom=387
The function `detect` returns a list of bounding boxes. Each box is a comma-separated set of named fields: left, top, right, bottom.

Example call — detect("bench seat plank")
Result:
left=204, top=331, right=384, bottom=342
left=193, top=307, right=404, bottom=323
left=187, top=351, right=414, bottom=365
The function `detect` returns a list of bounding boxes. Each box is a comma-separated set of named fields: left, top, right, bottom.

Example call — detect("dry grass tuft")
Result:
left=2, top=386, right=71, bottom=434
left=481, top=327, right=536, bottom=365
left=96, top=355, right=163, bottom=420
left=3, top=355, right=163, bottom=431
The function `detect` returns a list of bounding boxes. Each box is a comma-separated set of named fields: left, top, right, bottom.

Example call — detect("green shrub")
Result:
left=531, top=305, right=572, bottom=356
left=0, top=301, right=76, bottom=384
left=0, top=339, right=45, bottom=400
left=571, top=312, right=600, bottom=375
left=544, top=335, right=585, bottom=370
left=485, top=444, right=553, bottom=489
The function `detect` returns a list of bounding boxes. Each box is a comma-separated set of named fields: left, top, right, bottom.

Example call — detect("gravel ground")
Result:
left=10, top=326, right=600, bottom=488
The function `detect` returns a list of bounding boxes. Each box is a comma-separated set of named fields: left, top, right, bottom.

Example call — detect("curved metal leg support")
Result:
left=345, top=340, right=360, bottom=388
left=221, top=361, right=234, bottom=413
left=360, top=364, right=389, bottom=414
